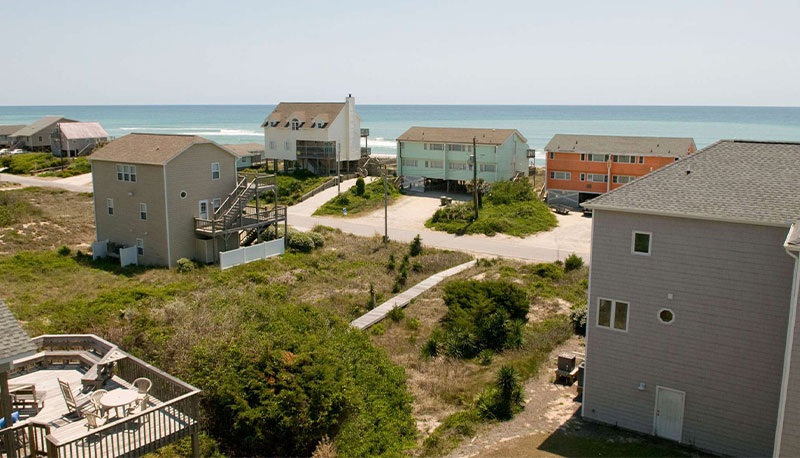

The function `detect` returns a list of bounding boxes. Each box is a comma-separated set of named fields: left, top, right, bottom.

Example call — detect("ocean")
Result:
left=2, top=105, right=799, bottom=166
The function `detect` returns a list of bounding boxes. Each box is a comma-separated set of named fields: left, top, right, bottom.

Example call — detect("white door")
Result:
left=199, top=200, right=209, bottom=219
left=654, top=386, right=685, bottom=442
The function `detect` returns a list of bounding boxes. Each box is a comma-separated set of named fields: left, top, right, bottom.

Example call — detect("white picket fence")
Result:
left=219, top=238, right=285, bottom=270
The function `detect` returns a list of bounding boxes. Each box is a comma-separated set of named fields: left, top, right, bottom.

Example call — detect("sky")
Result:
left=2, top=0, right=799, bottom=106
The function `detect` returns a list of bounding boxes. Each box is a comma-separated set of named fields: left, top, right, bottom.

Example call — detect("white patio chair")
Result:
left=84, top=411, right=108, bottom=430
left=89, top=389, right=108, bottom=417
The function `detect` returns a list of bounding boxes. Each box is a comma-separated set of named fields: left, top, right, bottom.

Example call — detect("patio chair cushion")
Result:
left=0, top=411, right=20, bottom=428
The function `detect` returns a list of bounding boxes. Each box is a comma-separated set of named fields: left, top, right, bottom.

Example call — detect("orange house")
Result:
left=544, top=134, right=696, bottom=208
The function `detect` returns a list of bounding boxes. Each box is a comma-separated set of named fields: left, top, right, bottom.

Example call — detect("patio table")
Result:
left=99, top=389, right=138, bottom=418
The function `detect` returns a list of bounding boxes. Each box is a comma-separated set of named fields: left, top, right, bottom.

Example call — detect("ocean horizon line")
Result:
left=2, top=103, right=800, bottom=109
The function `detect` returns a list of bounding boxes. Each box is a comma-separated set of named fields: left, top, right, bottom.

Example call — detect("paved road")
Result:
left=0, top=173, right=93, bottom=193
left=289, top=178, right=592, bottom=263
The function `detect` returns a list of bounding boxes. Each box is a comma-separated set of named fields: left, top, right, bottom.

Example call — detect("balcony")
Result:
left=0, top=335, right=201, bottom=458
left=360, top=128, right=369, bottom=137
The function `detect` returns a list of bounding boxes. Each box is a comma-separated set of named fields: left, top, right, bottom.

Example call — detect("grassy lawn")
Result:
left=247, top=169, right=330, bottom=207
left=369, top=257, right=589, bottom=455
left=38, top=157, right=92, bottom=177
left=0, top=187, right=95, bottom=255
left=314, top=178, right=401, bottom=216
left=0, top=152, right=68, bottom=174
left=426, top=180, right=557, bottom=237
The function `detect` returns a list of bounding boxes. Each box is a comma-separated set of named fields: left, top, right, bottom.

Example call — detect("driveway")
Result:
left=289, top=179, right=592, bottom=263
left=0, top=172, right=93, bottom=193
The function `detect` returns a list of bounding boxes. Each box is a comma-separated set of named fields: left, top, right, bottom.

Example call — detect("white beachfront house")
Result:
left=261, top=95, right=368, bottom=175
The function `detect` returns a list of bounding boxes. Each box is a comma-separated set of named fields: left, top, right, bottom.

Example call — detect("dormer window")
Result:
left=291, top=119, right=300, bottom=131
left=318, top=122, right=327, bottom=128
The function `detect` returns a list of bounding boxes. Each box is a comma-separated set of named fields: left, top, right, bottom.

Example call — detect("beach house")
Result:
left=396, top=127, right=530, bottom=190
left=9, top=116, right=78, bottom=151
left=544, top=134, right=696, bottom=209
left=51, top=121, right=109, bottom=157
left=224, top=143, right=264, bottom=170
left=0, top=125, right=24, bottom=147
left=90, top=133, right=285, bottom=268
left=261, top=95, right=368, bottom=175
left=581, top=140, right=800, bottom=457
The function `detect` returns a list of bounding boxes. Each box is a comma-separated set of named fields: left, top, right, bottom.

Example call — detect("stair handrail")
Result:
left=214, top=175, right=248, bottom=219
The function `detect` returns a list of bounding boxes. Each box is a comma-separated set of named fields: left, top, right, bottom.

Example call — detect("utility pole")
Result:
left=383, top=163, right=388, bottom=243
left=336, top=142, right=341, bottom=195
left=472, top=137, right=478, bottom=220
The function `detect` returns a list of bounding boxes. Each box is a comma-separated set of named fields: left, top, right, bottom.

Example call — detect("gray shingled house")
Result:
left=10, top=116, right=77, bottom=151
left=582, top=140, right=800, bottom=457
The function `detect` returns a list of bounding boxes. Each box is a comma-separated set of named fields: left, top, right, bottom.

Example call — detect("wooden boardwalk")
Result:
left=350, top=260, right=476, bottom=330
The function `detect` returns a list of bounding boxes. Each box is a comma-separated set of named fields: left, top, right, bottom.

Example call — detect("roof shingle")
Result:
left=261, top=103, right=345, bottom=128
left=583, top=140, right=800, bottom=226
left=0, top=125, right=25, bottom=136
left=397, top=127, right=526, bottom=145
left=223, top=143, right=264, bottom=157
left=12, top=116, right=77, bottom=137
left=0, top=299, right=36, bottom=363
left=89, top=133, right=216, bottom=165
left=545, top=134, right=695, bottom=158
left=59, top=122, right=108, bottom=140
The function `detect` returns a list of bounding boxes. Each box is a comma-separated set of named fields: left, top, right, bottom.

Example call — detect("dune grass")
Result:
left=314, top=178, right=401, bottom=216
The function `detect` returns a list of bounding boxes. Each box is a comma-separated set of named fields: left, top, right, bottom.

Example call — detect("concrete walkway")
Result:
left=350, top=260, right=476, bottom=330
left=0, top=172, right=93, bottom=193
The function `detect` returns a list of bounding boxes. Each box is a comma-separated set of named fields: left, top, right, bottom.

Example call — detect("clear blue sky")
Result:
left=3, top=0, right=798, bottom=106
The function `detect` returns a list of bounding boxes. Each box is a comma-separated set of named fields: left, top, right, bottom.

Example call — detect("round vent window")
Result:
left=180, top=191, right=187, bottom=199
left=658, top=309, right=674, bottom=324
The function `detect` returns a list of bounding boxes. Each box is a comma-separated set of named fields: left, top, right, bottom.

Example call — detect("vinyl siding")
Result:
left=778, top=269, right=800, bottom=455
left=92, top=161, right=169, bottom=266
left=164, top=143, right=237, bottom=266
left=584, top=210, right=794, bottom=457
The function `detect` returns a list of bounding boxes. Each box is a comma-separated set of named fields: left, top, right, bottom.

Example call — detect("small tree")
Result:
left=355, top=177, right=366, bottom=196
left=409, top=234, right=423, bottom=256
left=564, top=253, right=584, bottom=272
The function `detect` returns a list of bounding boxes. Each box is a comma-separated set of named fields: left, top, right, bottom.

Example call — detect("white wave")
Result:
left=362, top=138, right=396, bottom=149
left=119, top=127, right=219, bottom=131
left=177, top=129, right=263, bottom=137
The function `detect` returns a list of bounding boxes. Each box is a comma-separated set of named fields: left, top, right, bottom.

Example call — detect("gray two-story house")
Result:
left=582, top=140, right=800, bottom=457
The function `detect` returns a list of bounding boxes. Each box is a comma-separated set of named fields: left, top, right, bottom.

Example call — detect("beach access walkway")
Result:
left=351, top=260, right=476, bottom=330
left=289, top=178, right=592, bottom=263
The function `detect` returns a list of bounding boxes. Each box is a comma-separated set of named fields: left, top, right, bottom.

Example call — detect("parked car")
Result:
left=0, top=148, right=9, bottom=155
left=9, top=149, right=25, bottom=154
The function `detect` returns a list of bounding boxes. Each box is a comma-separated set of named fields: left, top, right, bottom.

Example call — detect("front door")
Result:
left=199, top=200, right=209, bottom=220
left=654, top=386, right=685, bottom=442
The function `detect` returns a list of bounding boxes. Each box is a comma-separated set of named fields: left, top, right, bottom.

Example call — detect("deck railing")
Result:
left=0, top=421, right=50, bottom=457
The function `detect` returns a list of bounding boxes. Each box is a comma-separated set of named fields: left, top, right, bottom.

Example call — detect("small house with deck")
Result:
left=51, top=122, right=109, bottom=157
left=9, top=116, right=78, bottom=152
left=0, top=125, right=25, bottom=147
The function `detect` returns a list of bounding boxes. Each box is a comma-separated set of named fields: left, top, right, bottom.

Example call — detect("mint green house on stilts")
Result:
left=395, top=127, right=532, bottom=191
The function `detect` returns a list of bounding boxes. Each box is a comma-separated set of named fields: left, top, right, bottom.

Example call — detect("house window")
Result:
left=632, top=231, right=652, bottom=255
left=136, top=238, right=144, bottom=256
left=269, top=141, right=276, bottom=150
left=106, top=198, right=114, bottom=215
left=38, top=136, right=42, bottom=142
left=550, top=171, right=571, bottom=180
left=180, top=191, right=187, bottom=199
left=549, top=152, right=554, bottom=160
left=139, top=203, right=147, bottom=221
left=426, top=160, right=443, bottom=168
left=402, top=158, right=418, bottom=167
left=612, top=175, right=635, bottom=184
left=586, top=173, right=607, bottom=183
left=213, top=198, right=221, bottom=212
left=580, top=173, right=585, bottom=181
left=613, top=155, right=636, bottom=163
left=284, top=141, right=291, bottom=151
left=211, top=162, right=220, bottom=180
left=580, top=153, right=585, bottom=161
left=658, top=308, right=675, bottom=324
left=449, top=161, right=467, bottom=170
left=587, top=154, right=609, bottom=162
left=291, top=119, right=300, bottom=130
left=597, top=298, right=629, bottom=331
left=424, top=143, right=444, bottom=151
left=116, top=164, right=137, bottom=182
left=447, top=144, right=471, bottom=152
left=479, top=163, right=496, bottom=172
left=639, top=156, right=644, bottom=163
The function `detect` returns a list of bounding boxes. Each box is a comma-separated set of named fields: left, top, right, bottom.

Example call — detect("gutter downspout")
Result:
left=774, top=227, right=800, bottom=457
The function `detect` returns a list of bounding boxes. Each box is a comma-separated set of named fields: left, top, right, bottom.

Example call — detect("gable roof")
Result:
left=545, top=134, right=696, bottom=157
left=223, top=143, right=264, bottom=157
left=583, top=140, right=800, bottom=226
left=0, top=299, right=37, bottom=364
left=0, top=125, right=25, bottom=136
left=261, top=103, right=345, bottom=128
left=12, top=116, right=77, bottom=137
left=59, top=122, right=108, bottom=140
left=90, top=133, right=235, bottom=165
left=396, top=127, right=527, bottom=145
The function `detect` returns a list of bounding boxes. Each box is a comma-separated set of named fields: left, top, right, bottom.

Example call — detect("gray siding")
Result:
left=584, top=210, right=794, bottom=457
left=92, top=161, right=169, bottom=266
left=164, top=143, right=237, bottom=266
left=778, top=270, right=800, bottom=456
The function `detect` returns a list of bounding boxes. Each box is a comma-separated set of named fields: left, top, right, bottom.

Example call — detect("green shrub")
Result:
left=477, top=349, right=493, bottom=366
left=287, top=231, right=316, bottom=252
left=355, top=177, right=366, bottom=196
left=412, top=261, right=423, bottom=272
left=421, top=336, right=440, bottom=358
left=409, top=234, right=422, bottom=256
left=176, top=257, right=196, bottom=273
left=367, top=283, right=377, bottom=310
left=564, top=254, right=584, bottom=272
left=405, top=317, right=421, bottom=331
left=56, top=245, right=71, bottom=256
left=570, top=303, right=587, bottom=335
left=391, top=280, right=401, bottom=294
left=435, top=280, right=529, bottom=358
left=388, top=306, right=405, bottom=322
left=476, top=365, right=523, bottom=420
left=486, top=180, right=535, bottom=205
left=307, top=231, right=325, bottom=248
left=529, top=263, right=564, bottom=280
left=386, top=254, right=395, bottom=271
left=0, top=191, right=39, bottom=226
left=370, top=323, right=385, bottom=336
left=1, top=153, right=64, bottom=174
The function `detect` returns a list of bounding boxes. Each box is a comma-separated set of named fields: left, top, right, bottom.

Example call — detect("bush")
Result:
left=56, top=245, right=71, bottom=256
left=287, top=231, right=316, bottom=252
left=386, top=254, right=395, bottom=271
left=388, top=306, right=405, bottom=322
left=476, top=366, right=523, bottom=420
left=529, top=263, right=563, bottom=280
left=355, top=177, right=365, bottom=196
left=486, top=180, right=535, bottom=205
left=307, top=231, right=325, bottom=248
left=435, top=280, right=529, bottom=358
left=370, top=323, right=386, bottom=336
left=412, top=261, right=423, bottom=272
left=405, top=318, right=421, bottom=331
left=570, top=303, right=587, bottom=335
left=409, top=234, right=422, bottom=256
left=176, top=258, right=195, bottom=273
left=421, top=337, right=439, bottom=358
left=477, top=349, right=493, bottom=366
left=564, top=254, right=584, bottom=272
